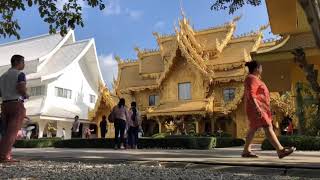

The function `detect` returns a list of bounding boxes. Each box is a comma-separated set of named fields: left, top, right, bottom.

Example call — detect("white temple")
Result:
left=0, top=30, right=104, bottom=139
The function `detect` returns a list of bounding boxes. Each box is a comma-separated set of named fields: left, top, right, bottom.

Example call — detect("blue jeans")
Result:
left=128, top=126, right=139, bottom=148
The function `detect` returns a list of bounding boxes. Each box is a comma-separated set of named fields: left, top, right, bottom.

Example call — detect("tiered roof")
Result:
left=115, top=14, right=271, bottom=95
left=0, top=30, right=105, bottom=120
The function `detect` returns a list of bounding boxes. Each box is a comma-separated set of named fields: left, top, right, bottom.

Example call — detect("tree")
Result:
left=211, top=0, right=262, bottom=14
left=0, top=0, right=105, bottom=39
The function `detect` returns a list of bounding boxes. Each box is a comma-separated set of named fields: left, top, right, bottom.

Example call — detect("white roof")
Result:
left=0, top=30, right=104, bottom=121
left=27, top=40, right=91, bottom=80
left=0, top=33, right=64, bottom=66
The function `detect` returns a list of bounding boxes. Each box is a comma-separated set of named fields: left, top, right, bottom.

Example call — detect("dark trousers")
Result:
left=71, top=131, right=80, bottom=138
left=100, top=129, right=107, bottom=138
left=128, top=126, right=139, bottom=148
left=114, top=119, right=126, bottom=147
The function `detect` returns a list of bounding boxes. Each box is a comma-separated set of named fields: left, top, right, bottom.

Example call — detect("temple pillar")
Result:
left=211, top=116, right=215, bottom=134
left=37, top=120, right=47, bottom=138
left=156, top=117, right=162, bottom=133
left=195, top=120, right=199, bottom=134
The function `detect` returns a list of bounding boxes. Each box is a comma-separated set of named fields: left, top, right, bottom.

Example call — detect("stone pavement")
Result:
left=12, top=146, right=320, bottom=169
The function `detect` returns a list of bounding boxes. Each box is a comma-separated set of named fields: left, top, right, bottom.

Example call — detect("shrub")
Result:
left=261, top=136, right=320, bottom=150
left=55, top=137, right=216, bottom=150
left=139, top=137, right=216, bottom=149
left=151, top=133, right=169, bottom=139
left=15, top=136, right=244, bottom=149
left=216, top=137, right=245, bottom=148
left=54, top=138, right=114, bottom=148
left=14, top=138, right=62, bottom=148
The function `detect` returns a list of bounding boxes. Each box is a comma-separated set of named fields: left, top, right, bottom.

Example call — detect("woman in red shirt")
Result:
left=242, top=60, right=295, bottom=159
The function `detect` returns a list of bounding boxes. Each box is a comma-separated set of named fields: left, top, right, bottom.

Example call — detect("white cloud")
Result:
left=125, top=8, right=143, bottom=20
left=56, top=0, right=86, bottom=10
left=101, top=0, right=143, bottom=20
left=154, top=21, right=166, bottom=30
left=103, top=0, right=121, bottom=16
left=98, top=54, right=118, bottom=90
left=56, top=0, right=68, bottom=10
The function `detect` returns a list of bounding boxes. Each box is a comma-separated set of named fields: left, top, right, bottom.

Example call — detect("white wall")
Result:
left=56, top=121, right=73, bottom=139
left=45, top=57, right=98, bottom=120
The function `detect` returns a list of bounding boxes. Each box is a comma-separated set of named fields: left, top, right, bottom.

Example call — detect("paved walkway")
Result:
left=12, top=146, right=320, bottom=169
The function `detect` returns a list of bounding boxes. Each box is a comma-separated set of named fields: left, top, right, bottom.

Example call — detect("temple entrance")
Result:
left=142, top=118, right=159, bottom=136
left=204, top=121, right=212, bottom=135
left=89, top=124, right=98, bottom=138
left=214, top=116, right=236, bottom=137
left=27, top=123, right=38, bottom=139
left=179, top=115, right=197, bottom=135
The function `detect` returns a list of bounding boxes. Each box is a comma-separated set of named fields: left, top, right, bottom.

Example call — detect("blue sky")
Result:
left=0, top=0, right=272, bottom=88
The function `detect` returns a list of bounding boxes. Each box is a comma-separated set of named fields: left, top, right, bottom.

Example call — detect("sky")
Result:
left=0, top=0, right=272, bottom=89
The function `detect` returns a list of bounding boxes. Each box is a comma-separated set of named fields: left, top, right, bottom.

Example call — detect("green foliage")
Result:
left=16, top=137, right=216, bottom=150
left=138, top=137, right=216, bottom=150
left=14, top=136, right=245, bottom=149
left=295, top=82, right=320, bottom=136
left=55, top=137, right=216, bottom=150
left=54, top=138, right=114, bottom=148
left=151, top=133, right=243, bottom=148
left=0, top=0, right=105, bottom=39
left=151, top=133, right=169, bottom=139
left=211, top=0, right=262, bottom=14
left=14, top=137, right=62, bottom=148
left=261, top=136, right=320, bottom=151
left=216, top=137, right=245, bottom=148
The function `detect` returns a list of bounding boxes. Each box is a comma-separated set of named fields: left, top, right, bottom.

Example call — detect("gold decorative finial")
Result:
left=134, top=46, right=141, bottom=54
left=115, top=55, right=122, bottom=64
left=152, top=32, right=160, bottom=39
left=232, top=14, right=243, bottom=23
left=259, top=23, right=270, bottom=32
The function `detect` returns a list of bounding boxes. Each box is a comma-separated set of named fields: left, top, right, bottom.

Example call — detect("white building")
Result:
left=0, top=30, right=104, bottom=139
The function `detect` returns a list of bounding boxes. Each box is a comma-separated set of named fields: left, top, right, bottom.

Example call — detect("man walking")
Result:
left=0, top=55, right=28, bottom=163
left=71, top=115, right=81, bottom=138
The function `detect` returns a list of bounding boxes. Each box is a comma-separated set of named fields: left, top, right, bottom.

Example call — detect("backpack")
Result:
left=108, top=109, right=115, bottom=123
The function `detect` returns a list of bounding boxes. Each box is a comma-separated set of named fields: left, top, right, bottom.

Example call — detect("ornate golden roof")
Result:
left=115, top=14, right=268, bottom=94
left=88, top=82, right=116, bottom=121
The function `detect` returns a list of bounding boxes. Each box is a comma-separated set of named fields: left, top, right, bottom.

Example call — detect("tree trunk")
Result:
left=296, top=82, right=306, bottom=135
left=292, top=48, right=320, bottom=94
left=293, top=48, right=320, bottom=134
left=299, top=0, right=320, bottom=48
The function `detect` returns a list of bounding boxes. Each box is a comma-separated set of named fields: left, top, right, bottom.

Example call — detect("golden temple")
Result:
left=90, top=0, right=319, bottom=140
left=112, top=12, right=275, bottom=138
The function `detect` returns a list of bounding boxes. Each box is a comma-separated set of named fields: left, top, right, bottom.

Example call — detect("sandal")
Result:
left=278, top=147, right=296, bottom=159
left=241, top=151, right=259, bottom=158
left=0, top=158, right=20, bottom=163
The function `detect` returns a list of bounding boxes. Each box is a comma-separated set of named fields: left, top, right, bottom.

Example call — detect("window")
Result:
left=29, top=86, right=45, bottom=96
left=149, top=95, right=159, bottom=106
left=178, top=82, right=191, bottom=100
left=223, top=88, right=236, bottom=102
left=55, top=87, right=72, bottom=99
left=90, top=94, right=96, bottom=103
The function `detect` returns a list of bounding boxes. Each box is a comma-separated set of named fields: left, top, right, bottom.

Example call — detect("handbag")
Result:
left=108, top=111, right=115, bottom=123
